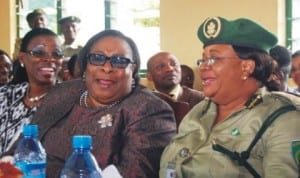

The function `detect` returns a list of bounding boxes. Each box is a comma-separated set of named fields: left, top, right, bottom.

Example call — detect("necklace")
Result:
left=26, top=89, right=47, bottom=102
left=80, top=90, right=89, bottom=107
left=79, top=90, right=121, bottom=109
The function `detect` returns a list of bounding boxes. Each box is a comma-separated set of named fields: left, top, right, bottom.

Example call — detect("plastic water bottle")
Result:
left=60, top=135, right=102, bottom=178
left=14, top=124, right=46, bottom=178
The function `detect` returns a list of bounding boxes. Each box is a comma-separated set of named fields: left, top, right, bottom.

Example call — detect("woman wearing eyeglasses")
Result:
left=4, top=29, right=177, bottom=177
left=160, top=17, right=300, bottom=178
left=0, top=28, right=63, bottom=154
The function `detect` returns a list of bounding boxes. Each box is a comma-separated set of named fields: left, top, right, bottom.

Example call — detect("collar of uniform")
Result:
left=244, top=87, right=267, bottom=109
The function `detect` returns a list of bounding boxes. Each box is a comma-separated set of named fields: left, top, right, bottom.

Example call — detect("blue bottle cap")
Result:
left=72, top=135, right=92, bottom=149
left=22, top=124, right=38, bottom=137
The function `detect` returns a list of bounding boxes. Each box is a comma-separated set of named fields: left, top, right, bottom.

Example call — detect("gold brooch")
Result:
left=98, top=114, right=113, bottom=128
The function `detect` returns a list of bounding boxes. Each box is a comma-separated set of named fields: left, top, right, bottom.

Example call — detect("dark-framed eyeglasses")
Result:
left=196, top=56, right=238, bottom=67
left=86, top=53, right=134, bottom=68
left=26, top=50, right=64, bottom=60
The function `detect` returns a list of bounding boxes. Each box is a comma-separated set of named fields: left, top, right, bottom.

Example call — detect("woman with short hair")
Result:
left=0, top=28, right=63, bottom=154
left=160, top=16, right=300, bottom=178
left=7, top=29, right=177, bottom=177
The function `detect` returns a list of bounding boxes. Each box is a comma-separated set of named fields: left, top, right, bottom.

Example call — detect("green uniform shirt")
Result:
left=160, top=87, right=300, bottom=178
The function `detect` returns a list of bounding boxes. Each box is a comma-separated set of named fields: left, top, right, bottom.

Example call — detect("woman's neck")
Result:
left=213, top=79, right=260, bottom=126
left=23, top=82, right=54, bottom=108
left=28, top=83, right=53, bottom=97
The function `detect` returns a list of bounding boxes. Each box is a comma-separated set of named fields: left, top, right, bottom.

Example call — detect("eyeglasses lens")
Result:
left=28, top=50, right=63, bottom=60
left=197, top=58, right=216, bottom=67
left=87, top=54, right=132, bottom=68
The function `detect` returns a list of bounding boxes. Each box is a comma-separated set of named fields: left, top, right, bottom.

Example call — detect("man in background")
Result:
left=270, top=45, right=300, bottom=95
left=147, top=51, right=205, bottom=126
left=10, top=8, right=48, bottom=84
left=57, top=16, right=82, bottom=82
left=58, top=16, right=82, bottom=58
left=13, top=8, right=48, bottom=60
left=26, top=8, right=48, bottom=29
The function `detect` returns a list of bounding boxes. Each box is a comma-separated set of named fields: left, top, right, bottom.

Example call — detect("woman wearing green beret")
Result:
left=160, top=16, right=300, bottom=178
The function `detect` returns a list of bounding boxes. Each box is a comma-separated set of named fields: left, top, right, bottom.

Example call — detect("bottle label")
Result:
left=15, top=161, right=46, bottom=178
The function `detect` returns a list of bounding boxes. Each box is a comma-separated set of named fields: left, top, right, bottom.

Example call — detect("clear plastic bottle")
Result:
left=14, top=124, right=46, bottom=178
left=60, top=135, right=102, bottom=178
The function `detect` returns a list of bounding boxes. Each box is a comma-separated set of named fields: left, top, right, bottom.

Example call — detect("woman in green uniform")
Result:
left=160, top=16, right=300, bottom=178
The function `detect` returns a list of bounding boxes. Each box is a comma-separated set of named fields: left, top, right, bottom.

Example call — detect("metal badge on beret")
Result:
left=203, top=17, right=221, bottom=39
left=70, top=16, right=79, bottom=22
left=33, top=8, right=45, bottom=15
left=59, top=16, right=81, bottom=24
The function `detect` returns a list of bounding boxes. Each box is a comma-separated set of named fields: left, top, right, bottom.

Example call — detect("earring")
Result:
left=20, top=63, right=24, bottom=67
left=132, top=78, right=136, bottom=88
left=242, top=76, right=248, bottom=80
left=82, top=72, right=86, bottom=81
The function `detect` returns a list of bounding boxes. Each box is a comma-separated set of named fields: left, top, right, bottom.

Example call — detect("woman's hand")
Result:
left=0, top=155, right=14, bottom=164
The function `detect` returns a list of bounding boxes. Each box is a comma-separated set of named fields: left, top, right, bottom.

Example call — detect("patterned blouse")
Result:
left=0, top=82, right=37, bottom=154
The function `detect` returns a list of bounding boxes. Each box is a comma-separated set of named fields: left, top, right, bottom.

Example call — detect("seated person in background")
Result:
left=269, top=45, right=299, bottom=94
left=180, top=64, right=195, bottom=89
left=160, top=16, right=300, bottom=178
left=11, top=8, right=49, bottom=84
left=147, top=51, right=205, bottom=125
left=291, top=50, right=300, bottom=92
left=0, top=50, right=13, bottom=86
left=67, top=54, right=81, bottom=80
left=59, top=54, right=81, bottom=81
left=57, top=16, right=82, bottom=82
left=57, top=60, right=70, bottom=81
left=0, top=28, right=63, bottom=154
left=4, top=29, right=177, bottom=177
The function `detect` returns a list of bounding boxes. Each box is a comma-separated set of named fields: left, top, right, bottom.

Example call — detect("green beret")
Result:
left=197, top=16, right=278, bottom=53
left=58, top=16, right=81, bottom=25
left=26, top=8, right=46, bottom=22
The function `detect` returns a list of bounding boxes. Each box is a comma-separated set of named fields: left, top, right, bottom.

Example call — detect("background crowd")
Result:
left=0, top=8, right=300, bottom=178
